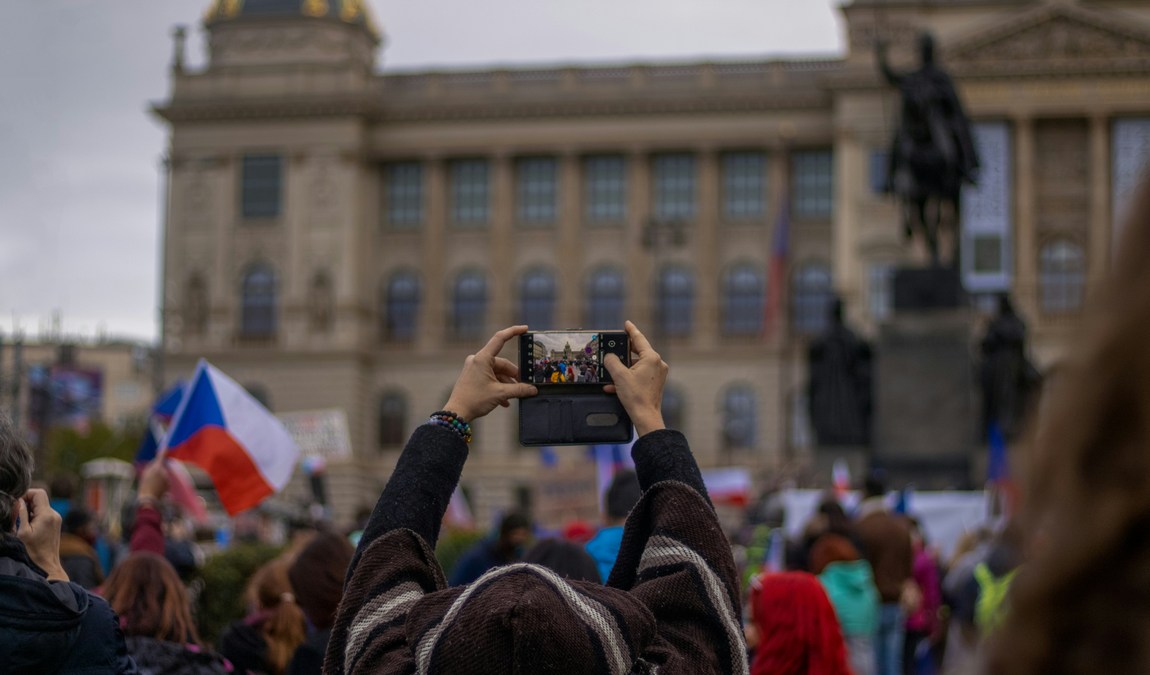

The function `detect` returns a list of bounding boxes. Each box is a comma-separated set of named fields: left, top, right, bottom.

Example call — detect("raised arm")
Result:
left=129, top=460, right=168, bottom=556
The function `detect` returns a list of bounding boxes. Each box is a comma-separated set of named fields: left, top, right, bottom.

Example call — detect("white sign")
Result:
left=277, top=409, right=352, bottom=460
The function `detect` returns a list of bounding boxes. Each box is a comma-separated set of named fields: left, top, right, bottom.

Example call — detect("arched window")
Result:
left=722, top=264, right=764, bottom=336
left=452, top=270, right=487, bottom=340
left=662, top=386, right=685, bottom=434
left=792, top=263, right=833, bottom=336
left=722, top=384, right=757, bottom=450
left=519, top=268, right=556, bottom=329
left=586, top=267, right=625, bottom=328
left=656, top=266, right=694, bottom=337
left=309, top=271, right=334, bottom=334
left=379, top=391, right=407, bottom=448
left=385, top=271, right=421, bottom=341
left=185, top=274, right=208, bottom=337
left=1039, top=240, right=1085, bottom=314
left=240, top=265, right=277, bottom=338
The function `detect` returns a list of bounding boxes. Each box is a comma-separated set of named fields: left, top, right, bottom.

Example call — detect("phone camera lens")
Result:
left=608, top=340, right=616, bottom=347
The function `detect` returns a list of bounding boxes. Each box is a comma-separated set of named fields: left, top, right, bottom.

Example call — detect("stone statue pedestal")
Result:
left=893, top=267, right=963, bottom=311
left=872, top=309, right=977, bottom=489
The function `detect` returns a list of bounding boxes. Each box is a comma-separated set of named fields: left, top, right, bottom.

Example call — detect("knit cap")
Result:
left=405, top=563, right=657, bottom=674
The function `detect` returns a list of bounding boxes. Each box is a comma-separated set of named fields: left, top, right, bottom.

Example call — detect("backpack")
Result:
left=973, top=562, right=1018, bottom=632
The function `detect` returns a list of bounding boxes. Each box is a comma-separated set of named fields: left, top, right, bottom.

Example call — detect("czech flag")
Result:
left=162, top=360, right=299, bottom=515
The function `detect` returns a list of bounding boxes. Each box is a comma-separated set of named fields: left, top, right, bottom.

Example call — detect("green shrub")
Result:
left=197, top=543, right=283, bottom=646
left=435, top=528, right=485, bottom=578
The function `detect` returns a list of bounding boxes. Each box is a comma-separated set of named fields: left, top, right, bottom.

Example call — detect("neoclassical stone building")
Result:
left=156, top=0, right=1150, bottom=523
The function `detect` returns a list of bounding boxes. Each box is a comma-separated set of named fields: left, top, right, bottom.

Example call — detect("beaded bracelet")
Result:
left=428, top=410, right=473, bottom=444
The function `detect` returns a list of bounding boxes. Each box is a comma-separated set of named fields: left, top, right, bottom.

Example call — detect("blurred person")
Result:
left=104, top=553, right=229, bottom=674
left=855, top=474, right=914, bottom=675
left=811, top=533, right=880, bottom=675
left=49, top=473, right=78, bottom=519
left=903, top=517, right=941, bottom=675
left=748, top=571, right=851, bottom=675
left=523, top=537, right=602, bottom=583
left=60, top=506, right=105, bottom=589
left=220, top=559, right=306, bottom=675
left=285, top=530, right=354, bottom=675
left=982, top=178, right=1150, bottom=675
left=325, top=323, right=748, bottom=673
left=948, top=523, right=1023, bottom=664
left=585, top=468, right=642, bottom=582
left=447, top=510, right=532, bottom=586
left=0, top=414, right=138, bottom=674
left=939, top=528, right=992, bottom=673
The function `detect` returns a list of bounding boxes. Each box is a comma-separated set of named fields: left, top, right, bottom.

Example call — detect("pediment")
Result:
left=944, top=4, right=1150, bottom=76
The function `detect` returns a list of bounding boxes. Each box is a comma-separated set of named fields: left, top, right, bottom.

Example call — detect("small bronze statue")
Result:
left=979, top=295, right=1041, bottom=441
left=878, top=32, right=980, bottom=268
left=808, top=299, right=873, bottom=447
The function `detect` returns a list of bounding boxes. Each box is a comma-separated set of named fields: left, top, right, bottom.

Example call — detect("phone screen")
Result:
left=521, top=331, right=626, bottom=385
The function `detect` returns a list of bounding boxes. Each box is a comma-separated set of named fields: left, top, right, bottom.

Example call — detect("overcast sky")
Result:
left=0, top=1, right=843, bottom=343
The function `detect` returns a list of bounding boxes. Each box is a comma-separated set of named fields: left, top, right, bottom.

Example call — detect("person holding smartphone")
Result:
left=325, top=321, right=748, bottom=675
left=0, top=415, right=138, bottom=674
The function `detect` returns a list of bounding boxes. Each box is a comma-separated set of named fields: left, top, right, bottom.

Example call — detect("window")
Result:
left=379, top=391, right=407, bottom=448
left=652, top=154, right=696, bottom=220
left=240, top=265, right=277, bottom=339
left=184, top=275, right=208, bottom=337
left=868, top=264, right=895, bottom=322
left=586, top=267, right=625, bottom=329
left=516, top=157, right=558, bottom=225
left=450, top=159, right=489, bottom=226
left=519, top=268, right=556, bottom=329
left=722, top=152, right=766, bottom=220
left=791, top=150, right=834, bottom=220
left=662, top=386, right=685, bottom=433
left=722, top=384, right=757, bottom=450
left=656, top=266, right=694, bottom=337
left=385, top=162, right=423, bottom=228
left=241, top=155, right=283, bottom=218
left=792, top=263, right=833, bottom=335
left=584, top=155, right=626, bottom=224
left=1039, top=240, right=1085, bottom=314
left=452, top=270, right=487, bottom=339
left=722, top=264, right=764, bottom=336
left=385, top=271, right=421, bottom=341
left=309, top=272, right=334, bottom=333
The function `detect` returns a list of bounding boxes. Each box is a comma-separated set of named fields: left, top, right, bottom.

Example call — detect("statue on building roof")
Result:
left=877, top=32, right=980, bottom=269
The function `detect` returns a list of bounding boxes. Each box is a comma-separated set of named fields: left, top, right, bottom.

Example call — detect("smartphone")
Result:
left=519, top=330, right=630, bottom=386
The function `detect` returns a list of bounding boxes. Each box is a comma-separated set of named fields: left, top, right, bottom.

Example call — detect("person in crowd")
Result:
left=940, top=527, right=992, bottom=673
left=220, top=558, right=306, bottom=675
left=285, top=530, right=355, bottom=675
left=810, top=533, right=880, bottom=675
left=324, top=322, right=748, bottom=674
left=0, top=415, right=138, bottom=674
left=60, top=506, right=105, bottom=589
left=855, top=474, right=915, bottom=675
left=49, top=473, right=77, bottom=519
left=585, top=468, right=642, bottom=582
left=447, top=510, right=532, bottom=586
left=980, top=180, right=1150, bottom=673
left=747, top=571, right=851, bottom=675
left=949, top=522, right=1023, bottom=663
left=105, top=459, right=229, bottom=673
left=523, top=537, right=602, bottom=583
left=903, top=517, right=941, bottom=675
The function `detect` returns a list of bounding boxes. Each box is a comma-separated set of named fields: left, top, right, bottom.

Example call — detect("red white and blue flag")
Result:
left=763, top=199, right=791, bottom=340
left=162, top=360, right=300, bottom=515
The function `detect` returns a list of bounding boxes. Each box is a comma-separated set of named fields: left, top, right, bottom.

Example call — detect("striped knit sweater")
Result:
left=325, top=425, right=748, bottom=674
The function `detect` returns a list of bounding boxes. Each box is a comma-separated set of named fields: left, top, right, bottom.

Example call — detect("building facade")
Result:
left=156, top=0, right=1150, bottom=523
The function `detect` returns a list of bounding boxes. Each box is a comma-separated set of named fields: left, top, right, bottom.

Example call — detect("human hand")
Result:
left=139, top=458, right=169, bottom=502
left=603, top=321, right=668, bottom=437
left=443, top=325, right=538, bottom=422
left=16, top=489, right=68, bottom=582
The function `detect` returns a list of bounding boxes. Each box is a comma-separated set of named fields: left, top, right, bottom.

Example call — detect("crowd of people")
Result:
left=4, top=171, right=1150, bottom=672
left=532, top=357, right=600, bottom=384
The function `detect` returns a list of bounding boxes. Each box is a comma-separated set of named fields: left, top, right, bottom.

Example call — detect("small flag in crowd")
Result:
left=986, top=421, right=1017, bottom=518
left=445, top=486, right=474, bottom=530
left=832, top=458, right=851, bottom=500
left=763, top=529, right=786, bottom=574
left=162, top=359, right=300, bottom=515
left=762, top=199, right=791, bottom=340
left=134, top=382, right=186, bottom=465
left=592, top=442, right=635, bottom=511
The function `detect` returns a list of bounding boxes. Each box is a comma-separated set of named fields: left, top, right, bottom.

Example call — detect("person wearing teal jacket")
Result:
left=812, top=533, right=880, bottom=675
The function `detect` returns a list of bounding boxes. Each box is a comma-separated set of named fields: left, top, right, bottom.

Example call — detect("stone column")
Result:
left=490, top=153, right=515, bottom=329
left=1013, top=116, right=1038, bottom=319
left=626, top=149, right=652, bottom=328
left=558, top=151, right=583, bottom=328
left=696, top=147, right=721, bottom=350
left=421, top=156, right=447, bottom=352
left=1089, top=114, right=1111, bottom=294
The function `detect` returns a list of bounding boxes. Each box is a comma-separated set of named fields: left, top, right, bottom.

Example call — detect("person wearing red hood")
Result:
left=748, top=571, right=852, bottom=675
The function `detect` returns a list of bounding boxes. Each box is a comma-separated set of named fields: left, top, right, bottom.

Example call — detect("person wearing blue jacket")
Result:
left=812, top=533, right=881, bottom=675
left=585, top=468, right=642, bottom=582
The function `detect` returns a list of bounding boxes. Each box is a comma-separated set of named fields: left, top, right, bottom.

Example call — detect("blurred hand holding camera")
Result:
left=445, top=325, right=539, bottom=423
